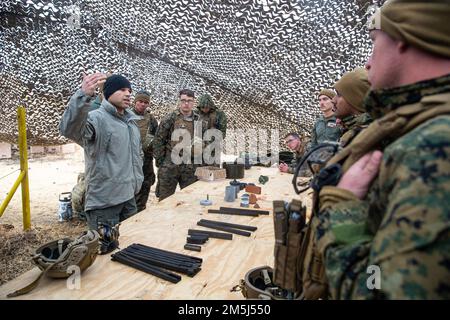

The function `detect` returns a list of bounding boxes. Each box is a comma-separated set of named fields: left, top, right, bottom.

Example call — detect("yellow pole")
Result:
left=18, top=106, right=31, bottom=230
left=0, top=171, right=25, bottom=217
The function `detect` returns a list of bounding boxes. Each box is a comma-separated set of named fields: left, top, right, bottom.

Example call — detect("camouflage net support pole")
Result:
left=19, top=106, right=31, bottom=230
left=0, top=106, right=31, bottom=230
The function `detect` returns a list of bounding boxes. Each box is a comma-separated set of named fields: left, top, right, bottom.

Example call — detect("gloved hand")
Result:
left=142, top=134, right=155, bottom=154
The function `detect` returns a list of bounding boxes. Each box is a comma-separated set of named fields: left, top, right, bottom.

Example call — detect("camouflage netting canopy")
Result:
left=0, top=0, right=382, bottom=145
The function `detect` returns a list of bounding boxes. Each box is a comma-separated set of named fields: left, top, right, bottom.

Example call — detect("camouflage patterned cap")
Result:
left=334, top=67, right=370, bottom=112
left=369, top=0, right=450, bottom=58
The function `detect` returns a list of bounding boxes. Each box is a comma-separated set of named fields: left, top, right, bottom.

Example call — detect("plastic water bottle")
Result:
left=58, top=192, right=73, bottom=222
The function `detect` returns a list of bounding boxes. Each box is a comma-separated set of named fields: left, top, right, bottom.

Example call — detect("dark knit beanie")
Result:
left=103, top=75, right=132, bottom=100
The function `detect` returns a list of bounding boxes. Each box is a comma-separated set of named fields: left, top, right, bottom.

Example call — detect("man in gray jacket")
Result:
left=60, top=73, right=144, bottom=230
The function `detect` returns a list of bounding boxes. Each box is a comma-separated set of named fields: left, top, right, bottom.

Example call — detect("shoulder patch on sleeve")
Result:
left=327, top=122, right=337, bottom=128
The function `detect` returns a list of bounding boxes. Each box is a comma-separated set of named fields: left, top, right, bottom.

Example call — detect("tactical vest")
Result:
left=133, top=108, right=152, bottom=141
left=340, top=127, right=363, bottom=148
left=339, top=113, right=372, bottom=148
left=169, top=113, right=195, bottom=159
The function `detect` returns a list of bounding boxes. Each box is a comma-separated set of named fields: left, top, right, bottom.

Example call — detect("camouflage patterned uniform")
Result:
left=153, top=109, right=204, bottom=201
left=131, top=107, right=158, bottom=211
left=315, top=75, right=450, bottom=299
left=286, top=138, right=310, bottom=176
left=71, top=172, right=86, bottom=220
left=196, top=94, right=227, bottom=166
left=197, top=95, right=227, bottom=139
left=309, top=115, right=342, bottom=149
left=339, top=113, right=372, bottom=148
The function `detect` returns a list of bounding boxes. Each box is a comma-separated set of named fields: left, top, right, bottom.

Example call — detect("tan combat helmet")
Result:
left=7, top=230, right=100, bottom=297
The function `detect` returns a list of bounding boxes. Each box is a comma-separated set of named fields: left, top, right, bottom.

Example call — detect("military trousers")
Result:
left=157, top=160, right=198, bottom=201
left=71, top=172, right=87, bottom=221
left=85, top=197, right=137, bottom=230
left=134, top=153, right=156, bottom=212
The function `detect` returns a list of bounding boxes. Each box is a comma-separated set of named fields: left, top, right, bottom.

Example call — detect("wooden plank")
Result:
left=0, top=167, right=312, bottom=299
left=198, top=219, right=257, bottom=232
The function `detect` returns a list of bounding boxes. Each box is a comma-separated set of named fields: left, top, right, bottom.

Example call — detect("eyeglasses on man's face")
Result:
left=180, top=99, right=195, bottom=104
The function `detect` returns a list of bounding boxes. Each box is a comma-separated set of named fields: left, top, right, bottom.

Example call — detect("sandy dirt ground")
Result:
left=0, top=144, right=158, bottom=286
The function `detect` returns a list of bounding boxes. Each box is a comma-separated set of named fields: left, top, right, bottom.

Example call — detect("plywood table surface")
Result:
left=0, top=166, right=312, bottom=300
